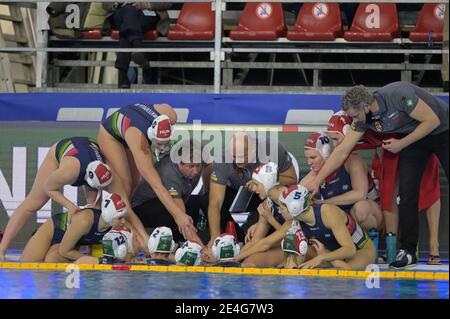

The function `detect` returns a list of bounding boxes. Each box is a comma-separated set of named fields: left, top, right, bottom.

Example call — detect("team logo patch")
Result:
left=111, top=193, right=126, bottom=211
left=95, top=163, right=112, bottom=184
left=156, top=119, right=172, bottom=139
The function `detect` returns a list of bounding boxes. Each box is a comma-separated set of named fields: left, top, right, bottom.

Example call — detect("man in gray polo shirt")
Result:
left=304, top=81, right=449, bottom=269
left=206, top=132, right=299, bottom=249
left=131, top=139, right=206, bottom=244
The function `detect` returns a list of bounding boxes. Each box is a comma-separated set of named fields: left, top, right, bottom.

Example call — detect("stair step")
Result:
left=2, top=34, right=28, bottom=44
left=0, top=14, right=23, bottom=23
left=9, top=54, right=33, bottom=65
left=12, top=78, right=34, bottom=86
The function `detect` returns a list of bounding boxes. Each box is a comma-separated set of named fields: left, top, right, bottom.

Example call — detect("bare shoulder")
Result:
left=320, top=204, right=346, bottom=227
left=71, top=209, right=94, bottom=228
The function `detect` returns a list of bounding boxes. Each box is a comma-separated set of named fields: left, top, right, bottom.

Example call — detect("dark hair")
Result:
left=341, top=85, right=375, bottom=111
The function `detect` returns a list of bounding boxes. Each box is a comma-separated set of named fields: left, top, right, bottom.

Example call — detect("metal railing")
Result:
left=0, top=0, right=448, bottom=92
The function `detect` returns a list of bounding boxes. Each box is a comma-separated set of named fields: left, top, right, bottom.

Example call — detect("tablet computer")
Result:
left=229, top=186, right=254, bottom=213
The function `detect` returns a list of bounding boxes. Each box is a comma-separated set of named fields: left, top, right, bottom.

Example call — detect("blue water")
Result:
left=0, top=269, right=448, bottom=299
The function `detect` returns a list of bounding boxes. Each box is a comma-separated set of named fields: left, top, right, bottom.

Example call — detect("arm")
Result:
left=316, top=129, right=364, bottom=184
left=316, top=205, right=357, bottom=262
left=125, top=129, right=195, bottom=238
left=44, top=159, right=80, bottom=213
left=173, top=197, right=204, bottom=246
left=207, top=181, right=226, bottom=243
left=58, top=210, right=94, bottom=261
left=319, top=155, right=368, bottom=206
left=248, top=217, right=271, bottom=244
left=236, top=220, right=291, bottom=261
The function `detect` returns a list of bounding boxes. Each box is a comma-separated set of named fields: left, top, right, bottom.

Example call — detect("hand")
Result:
left=244, top=224, right=257, bottom=244
left=0, top=252, right=5, bottom=262
left=302, top=178, right=321, bottom=198
left=175, top=213, right=197, bottom=241
left=201, top=244, right=217, bottom=263
left=309, top=238, right=328, bottom=255
left=245, top=181, right=258, bottom=193
left=67, top=205, right=82, bottom=224
left=256, top=202, right=271, bottom=219
left=382, top=138, right=405, bottom=154
left=299, top=255, right=324, bottom=269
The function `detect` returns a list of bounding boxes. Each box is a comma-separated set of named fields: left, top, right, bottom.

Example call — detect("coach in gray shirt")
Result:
left=304, top=81, right=449, bottom=269
left=206, top=132, right=299, bottom=248
left=131, top=139, right=206, bottom=243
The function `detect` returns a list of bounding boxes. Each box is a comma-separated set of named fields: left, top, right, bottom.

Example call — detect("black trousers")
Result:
left=133, top=196, right=200, bottom=242
left=398, top=130, right=449, bottom=254
left=111, top=5, right=159, bottom=70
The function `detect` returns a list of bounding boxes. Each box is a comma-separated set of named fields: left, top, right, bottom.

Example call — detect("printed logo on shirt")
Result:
left=374, top=120, right=383, bottom=133
left=210, top=171, right=218, bottom=182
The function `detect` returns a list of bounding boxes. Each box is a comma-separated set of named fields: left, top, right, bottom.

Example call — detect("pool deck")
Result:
left=2, top=251, right=448, bottom=282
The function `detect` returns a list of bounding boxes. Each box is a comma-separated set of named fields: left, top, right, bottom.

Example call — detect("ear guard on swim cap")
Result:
left=279, top=185, right=310, bottom=218
left=101, top=191, right=127, bottom=225
left=85, top=161, right=113, bottom=189
left=327, top=111, right=352, bottom=137
left=147, top=115, right=173, bottom=143
left=211, top=234, right=240, bottom=261
left=281, top=221, right=308, bottom=257
left=102, top=228, right=130, bottom=260
left=148, top=226, right=176, bottom=254
left=304, top=132, right=333, bottom=160
left=252, top=162, right=279, bottom=193
left=175, top=241, right=202, bottom=266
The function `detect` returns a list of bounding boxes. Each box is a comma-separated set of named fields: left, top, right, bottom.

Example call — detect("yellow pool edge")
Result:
left=1, top=262, right=448, bottom=282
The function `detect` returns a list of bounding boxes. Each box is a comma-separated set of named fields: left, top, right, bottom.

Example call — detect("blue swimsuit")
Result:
left=102, top=103, right=162, bottom=147
left=55, top=137, right=105, bottom=187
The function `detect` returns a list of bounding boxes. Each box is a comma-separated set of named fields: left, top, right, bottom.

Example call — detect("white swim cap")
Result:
left=304, top=132, right=333, bottom=160
left=85, top=160, right=112, bottom=189
left=279, top=185, right=310, bottom=218
left=148, top=226, right=176, bottom=254
left=147, top=115, right=173, bottom=143
left=211, top=234, right=240, bottom=261
left=252, top=162, right=279, bottom=193
left=175, top=241, right=202, bottom=266
left=101, top=191, right=127, bottom=225
left=102, top=228, right=131, bottom=260
left=281, top=221, right=308, bottom=257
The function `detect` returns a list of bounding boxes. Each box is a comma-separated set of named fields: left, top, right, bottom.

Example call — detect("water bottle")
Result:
left=196, top=210, right=207, bottom=231
left=368, top=229, right=379, bottom=263
left=386, top=232, right=397, bottom=264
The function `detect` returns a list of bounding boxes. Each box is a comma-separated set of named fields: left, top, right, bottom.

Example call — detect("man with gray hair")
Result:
left=304, top=81, right=448, bottom=269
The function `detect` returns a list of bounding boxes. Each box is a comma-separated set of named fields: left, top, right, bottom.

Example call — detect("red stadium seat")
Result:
left=80, top=29, right=103, bottom=39
left=229, top=2, right=287, bottom=40
left=110, top=29, right=158, bottom=40
left=167, top=2, right=215, bottom=40
left=287, top=3, right=342, bottom=41
left=409, top=3, right=445, bottom=42
left=344, top=3, right=399, bottom=42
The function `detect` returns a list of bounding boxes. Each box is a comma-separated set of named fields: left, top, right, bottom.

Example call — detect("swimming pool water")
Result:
left=0, top=269, right=448, bottom=299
